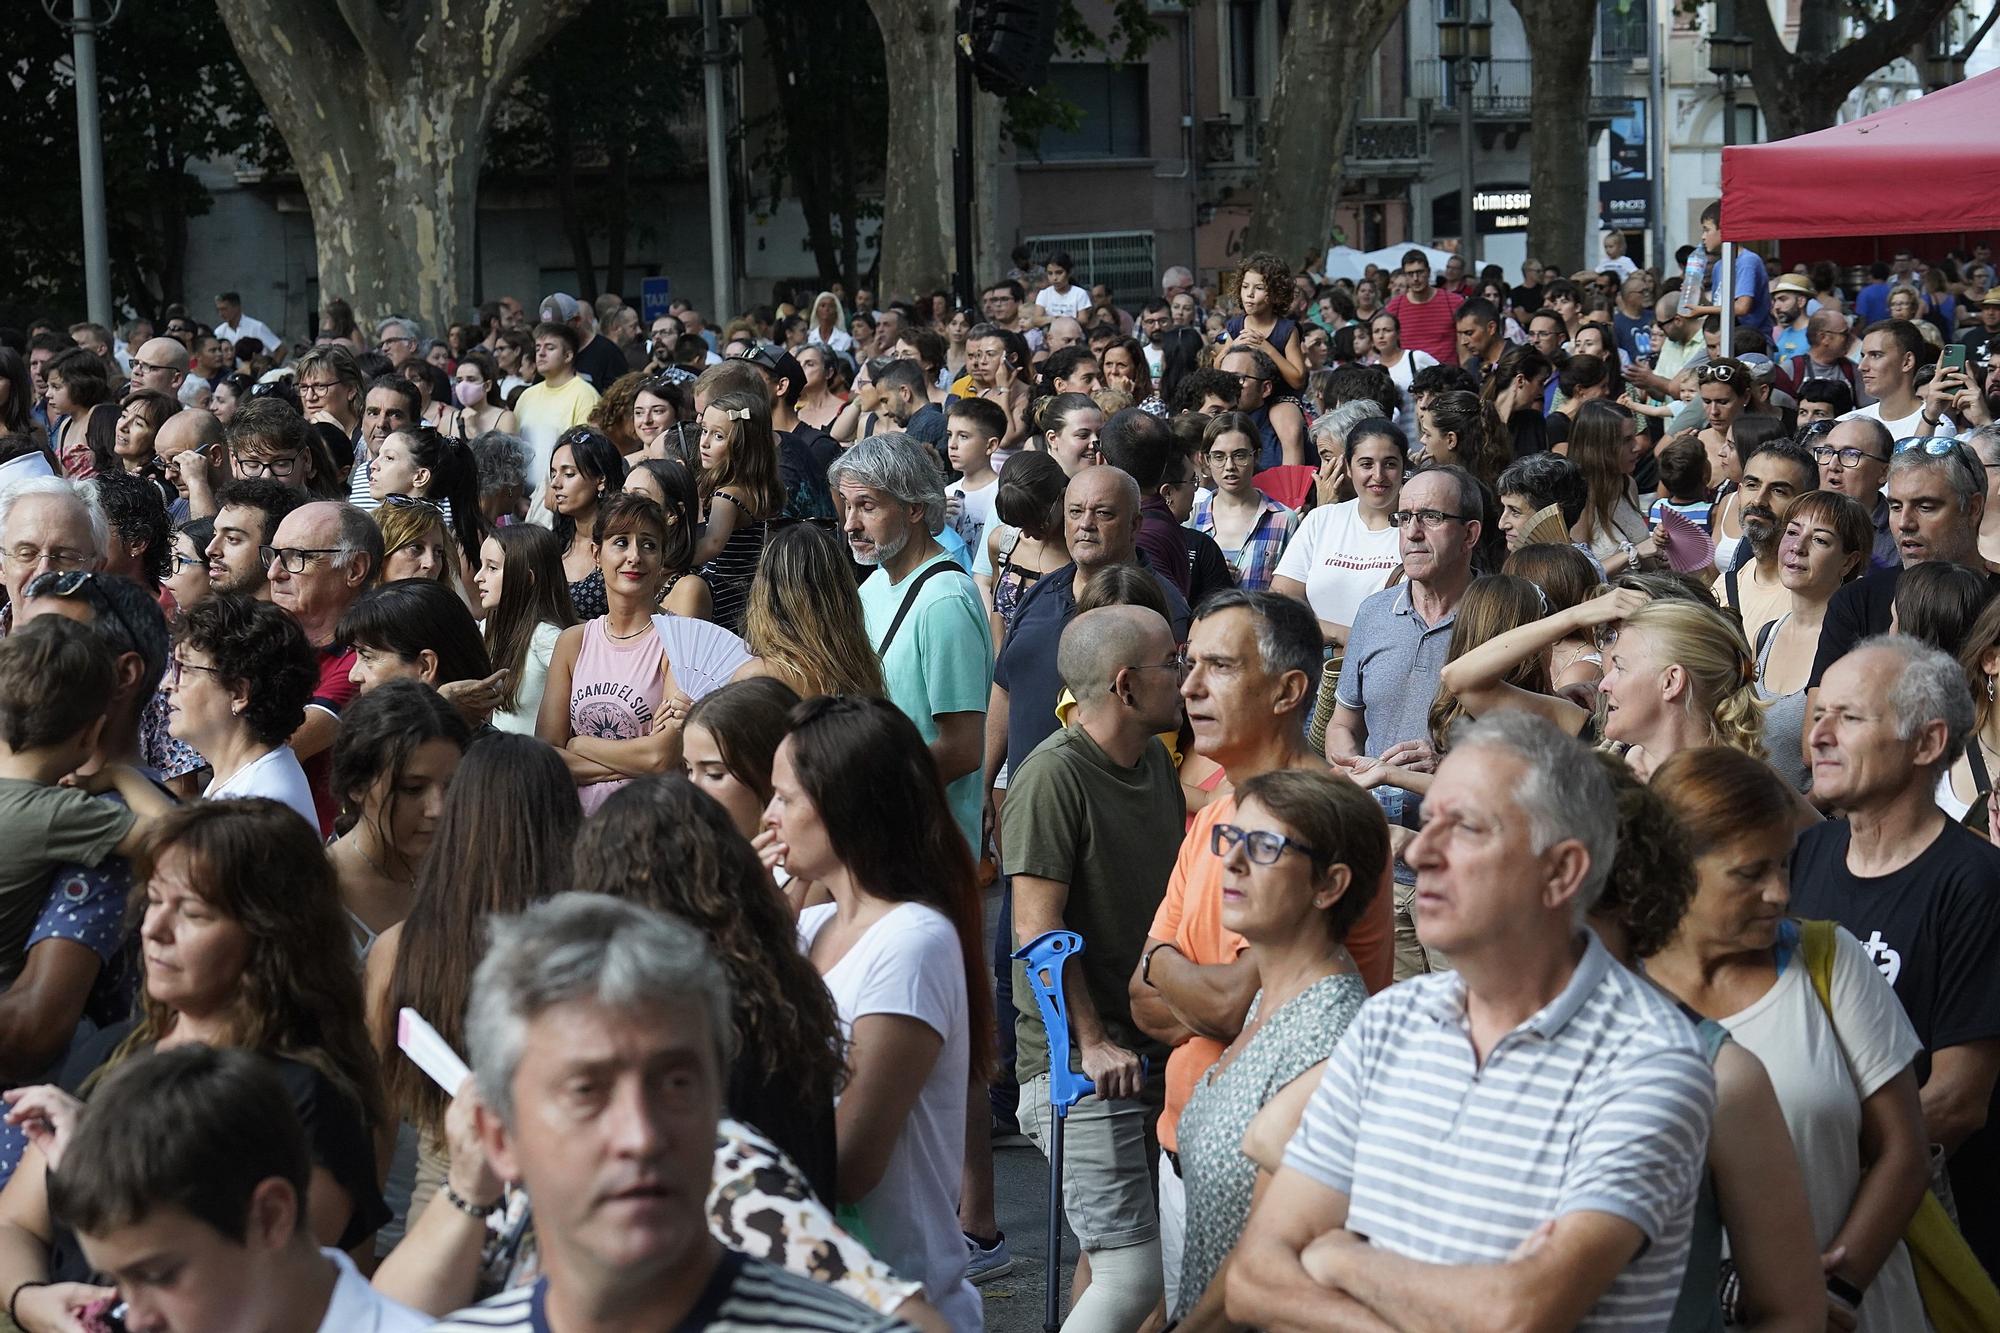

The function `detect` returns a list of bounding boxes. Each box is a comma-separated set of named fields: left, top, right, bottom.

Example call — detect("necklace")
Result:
left=607, top=618, right=653, bottom=640
left=349, top=832, right=409, bottom=885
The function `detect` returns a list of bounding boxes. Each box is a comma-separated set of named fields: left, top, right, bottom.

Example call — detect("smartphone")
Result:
left=1942, top=343, right=1969, bottom=375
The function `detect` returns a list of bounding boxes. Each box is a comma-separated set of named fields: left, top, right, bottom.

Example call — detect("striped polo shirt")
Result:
left=1284, top=930, right=1715, bottom=1330
left=426, top=1251, right=911, bottom=1333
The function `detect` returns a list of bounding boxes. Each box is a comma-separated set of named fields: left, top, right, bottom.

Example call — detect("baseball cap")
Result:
left=1736, top=352, right=1776, bottom=383
left=539, top=293, right=583, bottom=322
left=732, top=340, right=803, bottom=389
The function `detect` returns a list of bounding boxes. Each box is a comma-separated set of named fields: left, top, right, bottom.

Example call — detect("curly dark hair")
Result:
left=1590, top=752, right=1696, bottom=960
left=572, top=776, right=846, bottom=1176
left=174, top=594, right=319, bottom=747
left=90, top=471, right=172, bottom=590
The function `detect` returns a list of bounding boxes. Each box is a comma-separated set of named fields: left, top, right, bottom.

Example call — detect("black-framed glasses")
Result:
left=1392, top=507, right=1475, bottom=529
left=24, top=571, right=143, bottom=653
left=170, top=552, right=205, bottom=572
left=381, top=493, right=445, bottom=519
left=295, top=379, right=341, bottom=397
left=1211, top=822, right=1321, bottom=867
left=1811, top=443, right=1887, bottom=468
left=167, top=655, right=227, bottom=688
left=259, top=544, right=340, bottom=574
left=234, top=452, right=302, bottom=479
left=130, top=359, right=180, bottom=377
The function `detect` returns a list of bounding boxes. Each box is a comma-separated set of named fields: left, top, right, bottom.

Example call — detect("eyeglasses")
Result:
left=235, top=452, right=302, bottom=479
left=259, top=545, right=341, bottom=574
left=130, top=359, right=180, bottom=377
left=296, top=379, right=341, bottom=396
left=5, top=543, right=94, bottom=573
left=24, top=570, right=144, bottom=653
left=1892, top=436, right=1985, bottom=486
left=170, top=551, right=205, bottom=572
left=1211, top=822, right=1321, bottom=867
left=382, top=493, right=445, bottom=519
left=381, top=335, right=415, bottom=347
left=1391, top=508, right=1476, bottom=529
left=1810, top=443, right=1887, bottom=468
left=1116, top=654, right=1192, bottom=693
left=1697, top=364, right=1742, bottom=384
left=167, top=656, right=227, bottom=687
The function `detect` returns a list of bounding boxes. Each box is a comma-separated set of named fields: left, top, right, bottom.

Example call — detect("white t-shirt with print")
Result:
left=1273, top=499, right=1402, bottom=629
left=948, top=476, right=998, bottom=555
left=798, top=901, right=980, bottom=1333
left=1035, top=285, right=1092, bottom=321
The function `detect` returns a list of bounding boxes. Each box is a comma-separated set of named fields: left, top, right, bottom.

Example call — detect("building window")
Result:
left=1036, top=63, right=1149, bottom=160
left=1228, top=0, right=1262, bottom=100
left=1598, top=0, right=1647, bottom=61
left=1022, top=233, right=1157, bottom=304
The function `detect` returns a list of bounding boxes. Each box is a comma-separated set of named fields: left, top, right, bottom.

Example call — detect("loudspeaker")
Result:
left=968, top=0, right=1061, bottom=97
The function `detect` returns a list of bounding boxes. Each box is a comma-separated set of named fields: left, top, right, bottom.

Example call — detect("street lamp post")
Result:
left=1708, top=33, right=1752, bottom=147
left=1438, top=3, right=1491, bottom=250
left=45, top=0, right=118, bottom=330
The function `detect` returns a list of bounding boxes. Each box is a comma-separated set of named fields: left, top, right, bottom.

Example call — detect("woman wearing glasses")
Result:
left=164, top=593, right=321, bottom=828
left=1172, top=770, right=1383, bottom=1329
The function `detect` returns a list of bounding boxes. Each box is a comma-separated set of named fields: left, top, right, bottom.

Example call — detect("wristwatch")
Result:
left=1141, top=941, right=1180, bottom=988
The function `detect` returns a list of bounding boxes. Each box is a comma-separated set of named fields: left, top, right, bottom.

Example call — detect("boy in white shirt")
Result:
left=945, top=397, right=1005, bottom=553
left=1034, top=252, right=1093, bottom=322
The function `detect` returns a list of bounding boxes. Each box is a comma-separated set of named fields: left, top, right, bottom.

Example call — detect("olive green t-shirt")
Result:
left=1002, top=724, right=1183, bottom=1083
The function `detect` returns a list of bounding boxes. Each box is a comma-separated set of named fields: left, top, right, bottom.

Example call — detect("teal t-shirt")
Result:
left=858, top=549, right=994, bottom=855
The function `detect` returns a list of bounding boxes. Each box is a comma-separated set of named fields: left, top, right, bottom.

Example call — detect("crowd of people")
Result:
left=0, top=222, right=1996, bottom=1333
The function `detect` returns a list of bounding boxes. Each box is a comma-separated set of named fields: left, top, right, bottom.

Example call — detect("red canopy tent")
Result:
left=1720, top=68, right=2000, bottom=244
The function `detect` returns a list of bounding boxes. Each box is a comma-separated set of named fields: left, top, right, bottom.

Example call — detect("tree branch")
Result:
left=330, top=0, right=405, bottom=81
left=1959, top=0, right=2000, bottom=61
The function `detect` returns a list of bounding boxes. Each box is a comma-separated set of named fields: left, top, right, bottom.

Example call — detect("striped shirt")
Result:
left=426, top=1251, right=911, bottom=1333
left=1283, top=931, right=1715, bottom=1331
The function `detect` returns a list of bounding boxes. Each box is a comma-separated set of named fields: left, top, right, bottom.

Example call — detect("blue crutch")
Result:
left=1015, top=929, right=1149, bottom=1333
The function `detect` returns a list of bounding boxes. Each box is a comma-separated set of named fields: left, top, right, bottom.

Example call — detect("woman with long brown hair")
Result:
left=761, top=695, right=991, bottom=1332
left=0, top=800, right=388, bottom=1333
left=365, top=734, right=579, bottom=1237
left=743, top=523, right=884, bottom=697
left=574, top=776, right=845, bottom=1201
left=1566, top=398, right=1653, bottom=574
left=473, top=524, right=578, bottom=734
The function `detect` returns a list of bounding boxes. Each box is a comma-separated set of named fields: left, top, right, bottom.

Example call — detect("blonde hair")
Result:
left=1619, top=599, right=1766, bottom=758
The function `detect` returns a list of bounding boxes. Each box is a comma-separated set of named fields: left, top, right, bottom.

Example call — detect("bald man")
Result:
left=1045, top=316, right=1086, bottom=355
left=127, top=337, right=189, bottom=396
left=154, top=408, right=224, bottom=524
left=1004, top=602, right=1184, bottom=1331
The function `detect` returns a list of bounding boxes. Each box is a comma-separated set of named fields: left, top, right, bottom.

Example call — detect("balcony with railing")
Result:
left=1410, top=57, right=1629, bottom=119
left=1200, top=99, right=1431, bottom=183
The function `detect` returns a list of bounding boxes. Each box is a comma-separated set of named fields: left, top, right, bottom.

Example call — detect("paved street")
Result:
left=979, top=882, right=1080, bottom=1333
left=980, top=1129, right=1077, bottom=1333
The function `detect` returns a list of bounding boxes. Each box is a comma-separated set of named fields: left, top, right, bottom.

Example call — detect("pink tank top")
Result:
left=569, top=617, right=665, bottom=816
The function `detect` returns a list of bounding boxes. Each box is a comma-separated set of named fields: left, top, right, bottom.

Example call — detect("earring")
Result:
left=1988, top=674, right=1995, bottom=703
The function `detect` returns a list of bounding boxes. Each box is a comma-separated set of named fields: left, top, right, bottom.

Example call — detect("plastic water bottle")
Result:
left=1679, top=250, right=1708, bottom=316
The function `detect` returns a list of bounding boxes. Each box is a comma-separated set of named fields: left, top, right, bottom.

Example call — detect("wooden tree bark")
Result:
left=1243, top=0, right=1404, bottom=262
left=1741, top=0, right=1958, bottom=141
left=212, top=0, right=584, bottom=338
left=866, top=0, right=956, bottom=301
left=1511, top=0, right=1597, bottom=275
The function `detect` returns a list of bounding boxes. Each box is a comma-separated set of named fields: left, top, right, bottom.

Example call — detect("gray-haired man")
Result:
left=432, top=894, right=906, bottom=1332
left=830, top=435, right=992, bottom=856
left=1230, top=714, right=1715, bottom=1333
left=1794, top=635, right=2000, bottom=1271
